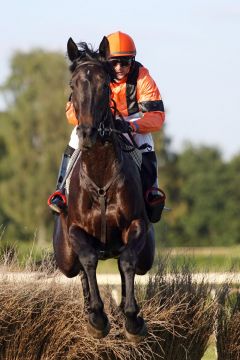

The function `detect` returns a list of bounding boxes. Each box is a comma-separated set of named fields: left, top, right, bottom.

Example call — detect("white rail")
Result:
left=0, top=271, right=239, bottom=285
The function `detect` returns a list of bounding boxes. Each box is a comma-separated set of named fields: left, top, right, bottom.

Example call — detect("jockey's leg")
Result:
left=48, top=145, right=75, bottom=213
left=48, top=126, right=79, bottom=214
left=141, top=151, right=165, bottom=223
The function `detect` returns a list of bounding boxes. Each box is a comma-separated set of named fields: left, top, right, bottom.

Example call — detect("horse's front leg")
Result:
left=80, top=269, right=90, bottom=312
left=117, top=258, right=126, bottom=311
left=119, top=219, right=148, bottom=342
left=69, top=224, right=110, bottom=339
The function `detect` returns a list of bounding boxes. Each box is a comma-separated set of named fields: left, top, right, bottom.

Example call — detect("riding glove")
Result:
left=114, top=119, right=134, bottom=133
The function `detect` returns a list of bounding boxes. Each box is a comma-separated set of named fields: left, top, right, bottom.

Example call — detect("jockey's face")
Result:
left=109, top=57, right=133, bottom=80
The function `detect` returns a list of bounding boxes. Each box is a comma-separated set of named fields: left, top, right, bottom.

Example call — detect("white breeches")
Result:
left=68, top=126, right=79, bottom=149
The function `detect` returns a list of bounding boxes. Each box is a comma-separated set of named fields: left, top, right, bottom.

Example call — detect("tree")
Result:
left=163, top=143, right=240, bottom=246
left=153, top=127, right=181, bottom=246
left=0, top=50, right=72, bottom=243
left=223, top=154, right=240, bottom=244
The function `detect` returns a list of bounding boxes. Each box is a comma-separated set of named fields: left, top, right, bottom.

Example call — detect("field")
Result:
left=3, top=241, right=240, bottom=273
left=96, top=245, right=240, bottom=274
left=1, top=247, right=240, bottom=359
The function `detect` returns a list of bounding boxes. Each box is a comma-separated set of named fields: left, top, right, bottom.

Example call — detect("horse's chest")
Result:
left=79, top=202, right=122, bottom=240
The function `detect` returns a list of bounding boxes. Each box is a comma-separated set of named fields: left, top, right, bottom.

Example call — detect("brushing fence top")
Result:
left=1, top=272, right=240, bottom=285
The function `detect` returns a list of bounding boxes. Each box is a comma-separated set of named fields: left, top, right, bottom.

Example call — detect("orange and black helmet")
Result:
left=107, top=31, right=136, bottom=57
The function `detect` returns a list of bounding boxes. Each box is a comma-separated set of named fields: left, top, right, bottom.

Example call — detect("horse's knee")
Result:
left=62, top=269, right=79, bottom=278
left=136, top=266, right=148, bottom=276
left=136, top=230, right=155, bottom=275
left=136, top=250, right=154, bottom=275
left=57, top=259, right=81, bottom=278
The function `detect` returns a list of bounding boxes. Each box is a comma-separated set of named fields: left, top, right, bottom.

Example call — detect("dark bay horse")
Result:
left=53, top=37, right=155, bottom=341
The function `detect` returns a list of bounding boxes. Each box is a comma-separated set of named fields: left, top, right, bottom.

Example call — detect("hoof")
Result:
left=124, top=318, right=147, bottom=343
left=87, top=319, right=110, bottom=339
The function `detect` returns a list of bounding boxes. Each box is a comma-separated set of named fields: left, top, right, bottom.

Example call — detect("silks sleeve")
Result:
left=66, top=101, right=78, bottom=126
left=130, top=69, right=165, bottom=134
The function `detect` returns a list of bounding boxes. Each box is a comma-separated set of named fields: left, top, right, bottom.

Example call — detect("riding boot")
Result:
left=141, top=151, right=166, bottom=223
left=48, top=145, right=75, bottom=214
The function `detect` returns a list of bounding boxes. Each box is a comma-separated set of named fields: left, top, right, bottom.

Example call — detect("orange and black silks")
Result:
left=66, top=61, right=165, bottom=133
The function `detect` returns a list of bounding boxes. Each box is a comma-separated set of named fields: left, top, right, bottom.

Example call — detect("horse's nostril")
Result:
left=78, top=125, right=92, bottom=137
left=85, top=126, right=92, bottom=136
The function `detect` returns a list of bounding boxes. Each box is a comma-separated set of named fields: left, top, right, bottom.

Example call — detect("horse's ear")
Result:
left=67, top=37, right=79, bottom=62
left=99, top=36, right=110, bottom=60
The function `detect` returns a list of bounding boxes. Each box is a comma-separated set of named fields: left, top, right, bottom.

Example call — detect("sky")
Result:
left=1, top=0, right=239, bottom=160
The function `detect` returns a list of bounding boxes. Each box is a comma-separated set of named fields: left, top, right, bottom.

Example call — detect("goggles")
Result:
left=109, top=57, right=133, bottom=67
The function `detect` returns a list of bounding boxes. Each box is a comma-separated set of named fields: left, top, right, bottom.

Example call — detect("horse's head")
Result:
left=67, top=37, right=115, bottom=150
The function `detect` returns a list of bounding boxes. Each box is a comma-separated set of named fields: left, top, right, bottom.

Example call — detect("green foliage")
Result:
left=0, top=50, right=71, bottom=243
left=155, top=143, right=240, bottom=246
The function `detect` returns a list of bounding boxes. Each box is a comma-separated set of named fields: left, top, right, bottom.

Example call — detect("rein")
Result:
left=98, top=99, right=151, bottom=152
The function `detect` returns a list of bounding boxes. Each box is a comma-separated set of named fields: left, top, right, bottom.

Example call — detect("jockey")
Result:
left=48, top=31, right=166, bottom=222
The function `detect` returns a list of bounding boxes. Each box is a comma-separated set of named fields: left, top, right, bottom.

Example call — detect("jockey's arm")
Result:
left=66, top=101, right=78, bottom=126
left=129, top=69, right=165, bottom=134
left=65, top=69, right=165, bottom=132
left=130, top=111, right=165, bottom=134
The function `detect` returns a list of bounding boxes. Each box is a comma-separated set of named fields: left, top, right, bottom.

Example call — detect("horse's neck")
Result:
left=81, top=141, right=120, bottom=187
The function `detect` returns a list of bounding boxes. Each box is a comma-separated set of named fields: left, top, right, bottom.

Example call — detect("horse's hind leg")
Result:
left=69, top=224, right=110, bottom=339
left=119, top=219, right=148, bottom=342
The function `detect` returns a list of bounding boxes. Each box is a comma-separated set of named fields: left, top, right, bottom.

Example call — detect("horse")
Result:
left=53, top=36, right=155, bottom=341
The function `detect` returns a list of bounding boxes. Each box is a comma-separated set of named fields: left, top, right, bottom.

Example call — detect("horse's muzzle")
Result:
left=77, top=124, right=97, bottom=149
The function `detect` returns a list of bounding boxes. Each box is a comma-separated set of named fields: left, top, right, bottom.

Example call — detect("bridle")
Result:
left=71, top=60, right=114, bottom=139
left=71, top=60, right=149, bottom=150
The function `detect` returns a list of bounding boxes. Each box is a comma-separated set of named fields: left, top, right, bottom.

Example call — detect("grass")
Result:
left=2, top=241, right=240, bottom=274
left=97, top=245, right=240, bottom=274
left=0, top=254, right=218, bottom=360
left=1, top=247, right=240, bottom=359
left=202, top=342, right=217, bottom=360
left=1, top=239, right=240, bottom=358
left=216, top=287, right=240, bottom=359
left=157, top=246, right=240, bottom=272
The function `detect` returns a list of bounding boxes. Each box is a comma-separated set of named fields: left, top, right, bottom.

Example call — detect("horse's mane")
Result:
left=78, top=42, right=99, bottom=60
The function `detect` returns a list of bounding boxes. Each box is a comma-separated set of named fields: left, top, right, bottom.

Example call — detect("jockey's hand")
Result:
left=114, top=119, right=133, bottom=133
